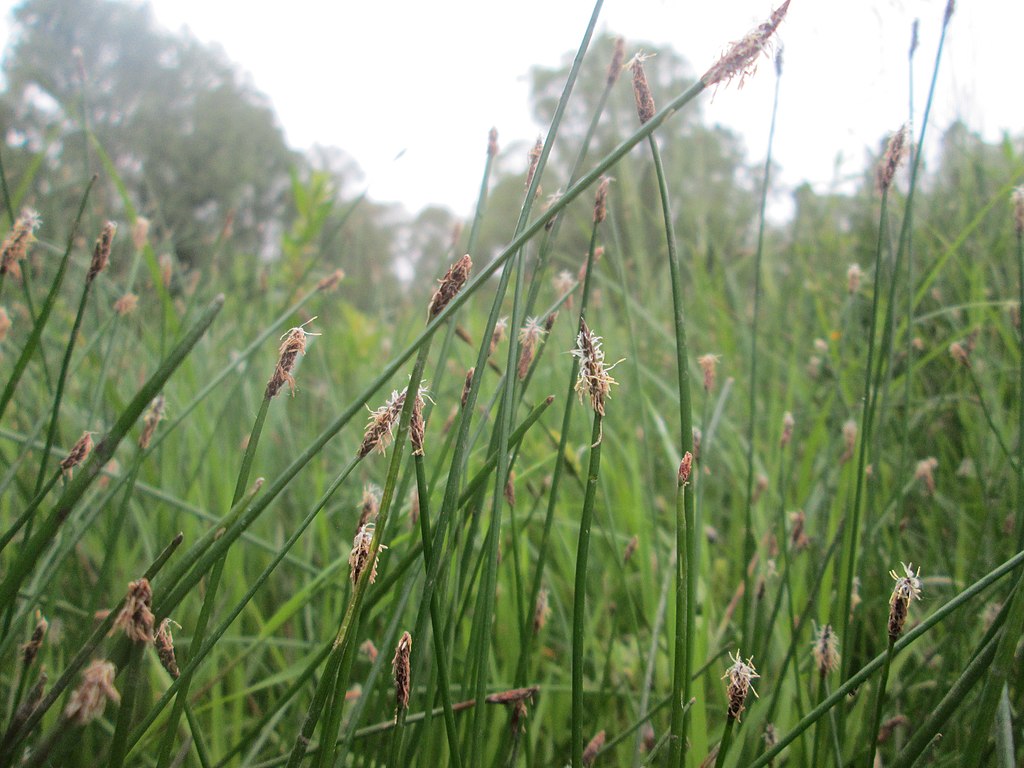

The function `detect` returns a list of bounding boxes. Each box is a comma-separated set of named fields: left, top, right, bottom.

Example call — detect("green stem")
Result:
left=866, top=639, right=896, bottom=768
left=571, top=412, right=604, bottom=768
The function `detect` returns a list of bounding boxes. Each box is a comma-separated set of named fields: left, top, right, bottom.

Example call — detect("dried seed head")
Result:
left=949, top=341, right=970, bottom=368
left=0, top=306, right=10, bottom=342
left=571, top=318, right=620, bottom=419
left=154, top=618, right=181, bottom=678
left=764, top=722, right=777, bottom=748
left=914, top=457, right=938, bottom=495
left=722, top=650, right=760, bottom=721
left=888, top=562, right=922, bottom=642
left=428, top=254, right=472, bottom=320
left=461, top=368, right=475, bottom=408
left=20, top=612, right=48, bottom=667
left=813, top=338, right=828, bottom=355
left=10, top=671, right=47, bottom=736
left=702, top=1, right=790, bottom=90
left=594, top=176, right=612, bottom=224
left=113, top=293, right=138, bottom=316
left=789, top=510, right=809, bottom=551
left=811, top=624, right=841, bottom=677
left=877, top=125, right=910, bottom=193
left=113, top=578, right=155, bottom=643
left=944, top=0, right=955, bottom=23
left=517, top=317, right=546, bottom=380
left=358, top=389, right=407, bottom=458
left=488, top=127, right=499, bottom=158
left=87, top=221, right=117, bottom=283
left=349, top=523, right=387, bottom=585
left=607, top=37, right=626, bottom=86
left=392, top=631, right=412, bottom=714
left=847, top=263, right=863, bottom=293
left=64, top=659, right=120, bottom=725
left=1013, top=187, right=1024, bottom=237
left=61, top=432, right=94, bottom=478
left=359, top=484, right=381, bottom=528
left=629, top=52, right=656, bottom=124
left=909, top=19, right=920, bottom=58
left=544, top=311, right=557, bottom=333
left=410, top=389, right=427, bottom=456
left=131, top=217, right=149, bottom=251
left=266, top=321, right=317, bottom=399
left=533, top=588, right=550, bottom=634
left=489, top=317, right=508, bottom=357
left=0, top=209, right=41, bottom=277
left=316, top=269, right=345, bottom=292
left=525, top=137, right=543, bottom=191
left=138, top=394, right=166, bottom=450
left=678, top=451, right=693, bottom=487
left=698, top=353, right=720, bottom=393
left=780, top=411, right=795, bottom=447
left=582, top=730, right=606, bottom=766
left=840, top=419, right=858, bottom=464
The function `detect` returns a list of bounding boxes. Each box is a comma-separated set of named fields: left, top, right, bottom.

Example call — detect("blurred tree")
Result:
left=2, top=0, right=297, bottom=261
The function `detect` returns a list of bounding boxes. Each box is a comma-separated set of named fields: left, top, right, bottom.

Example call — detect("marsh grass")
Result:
left=0, top=2, right=1023, bottom=767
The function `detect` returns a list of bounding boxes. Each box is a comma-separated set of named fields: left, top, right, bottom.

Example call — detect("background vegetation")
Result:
left=0, top=0, right=1023, bottom=766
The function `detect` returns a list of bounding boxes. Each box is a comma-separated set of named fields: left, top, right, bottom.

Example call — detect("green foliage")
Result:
left=1, top=5, right=1024, bottom=768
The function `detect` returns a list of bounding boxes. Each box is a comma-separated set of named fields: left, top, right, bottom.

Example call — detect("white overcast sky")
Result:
left=1, top=1, right=1020, bottom=216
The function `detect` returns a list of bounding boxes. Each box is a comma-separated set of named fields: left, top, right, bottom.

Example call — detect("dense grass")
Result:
left=1, top=3, right=1024, bottom=767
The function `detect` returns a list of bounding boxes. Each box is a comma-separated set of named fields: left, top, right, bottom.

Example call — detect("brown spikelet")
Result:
left=702, top=1, right=790, bottom=89
left=780, top=411, right=795, bottom=447
left=877, top=125, right=909, bottom=193
left=0, top=209, right=41, bottom=277
left=316, top=269, right=345, bottom=292
left=678, top=451, right=693, bottom=487
left=504, top=471, right=516, bottom=507
left=544, top=312, right=557, bottom=333
left=594, top=176, right=612, bottom=224
left=358, top=389, right=407, bottom=458
left=360, top=639, right=379, bottom=663
left=0, top=306, right=10, bottom=342
left=112, top=578, right=155, bottom=643
left=888, top=562, right=922, bottom=642
left=113, top=293, right=138, bottom=316
left=64, top=659, right=120, bottom=725
left=629, top=53, right=656, bottom=124
left=461, top=368, right=475, bottom=408
left=488, top=127, right=499, bottom=158
left=789, top=510, right=809, bottom=551
left=722, top=650, right=760, bottom=721
left=349, top=523, right=387, bottom=585
left=698, top=353, right=720, bottom=393
left=428, top=254, right=472, bottom=320
left=130, top=217, right=149, bottom=251
left=517, top=318, right=545, bottom=380
left=914, top=457, right=938, bottom=495
left=410, top=390, right=426, bottom=456
left=811, top=624, right=841, bottom=677
left=623, top=535, right=639, bottom=564
left=533, top=588, right=550, bottom=634
left=138, top=394, right=166, bottom=450
left=359, top=485, right=381, bottom=528
left=154, top=619, right=180, bottom=678
left=840, top=419, right=857, bottom=464
left=159, top=252, right=173, bottom=288
left=489, top=318, right=507, bottom=357
left=607, top=37, right=626, bottom=86
left=20, top=612, right=48, bottom=667
left=392, top=631, right=412, bottom=715
left=949, top=341, right=970, bottom=368
left=61, top=432, right=94, bottom=478
left=87, top=221, right=116, bottom=284
left=572, top=318, right=619, bottom=418
left=878, top=715, right=909, bottom=744
left=266, top=323, right=315, bottom=399
left=582, top=730, right=606, bottom=766
left=9, top=670, right=47, bottom=737
left=525, top=137, right=543, bottom=191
